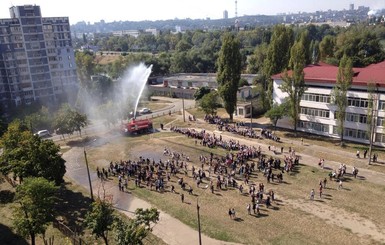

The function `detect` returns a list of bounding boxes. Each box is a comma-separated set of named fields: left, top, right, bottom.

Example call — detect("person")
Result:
left=319, top=185, right=323, bottom=198
left=310, top=189, right=315, bottom=200
left=373, top=153, right=377, bottom=162
left=363, top=149, right=368, bottom=158
left=231, top=208, right=236, bottom=219
left=246, top=203, right=251, bottom=215
left=356, top=150, right=360, bottom=158
left=323, top=178, right=327, bottom=188
left=266, top=196, right=271, bottom=208
left=338, top=180, right=343, bottom=190
left=181, top=193, right=185, bottom=203
left=171, top=185, right=175, bottom=193
left=353, top=167, right=358, bottom=178
left=271, top=190, right=275, bottom=201
left=228, top=208, right=232, bottom=219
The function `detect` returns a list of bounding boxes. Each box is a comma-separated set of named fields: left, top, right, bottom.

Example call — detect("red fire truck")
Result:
left=120, top=118, right=153, bottom=135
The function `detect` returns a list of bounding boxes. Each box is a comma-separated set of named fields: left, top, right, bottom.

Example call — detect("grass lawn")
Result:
left=82, top=125, right=385, bottom=245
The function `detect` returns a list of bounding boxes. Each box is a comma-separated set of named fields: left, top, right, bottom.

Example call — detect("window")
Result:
left=301, top=93, right=331, bottom=103
left=348, top=97, right=369, bottom=108
left=300, top=107, right=330, bottom=118
left=298, top=121, right=329, bottom=132
left=343, top=127, right=369, bottom=140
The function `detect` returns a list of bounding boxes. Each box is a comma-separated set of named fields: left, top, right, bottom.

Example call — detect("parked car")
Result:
left=34, top=129, right=51, bottom=138
left=139, top=108, right=152, bottom=114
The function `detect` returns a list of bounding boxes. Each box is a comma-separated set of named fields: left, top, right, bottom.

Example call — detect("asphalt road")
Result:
left=49, top=97, right=195, bottom=141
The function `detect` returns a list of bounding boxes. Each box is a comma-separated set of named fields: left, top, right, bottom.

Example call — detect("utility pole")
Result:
left=250, top=98, right=253, bottom=129
left=197, top=199, right=202, bottom=245
left=182, top=93, right=186, bottom=122
left=84, top=148, right=94, bottom=201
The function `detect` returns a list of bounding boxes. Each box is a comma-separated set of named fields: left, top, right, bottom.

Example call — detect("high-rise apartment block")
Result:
left=223, top=10, right=228, bottom=19
left=0, top=5, right=77, bottom=114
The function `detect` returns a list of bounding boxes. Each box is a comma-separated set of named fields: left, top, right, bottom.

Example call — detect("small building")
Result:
left=234, top=86, right=256, bottom=119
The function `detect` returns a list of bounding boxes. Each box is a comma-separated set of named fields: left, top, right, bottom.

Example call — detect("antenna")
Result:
left=235, top=0, right=238, bottom=18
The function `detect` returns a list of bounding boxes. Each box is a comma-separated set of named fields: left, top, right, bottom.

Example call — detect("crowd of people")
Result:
left=97, top=113, right=370, bottom=222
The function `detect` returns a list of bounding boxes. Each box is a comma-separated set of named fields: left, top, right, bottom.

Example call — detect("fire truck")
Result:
left=120, top=118, right=153, bottom=135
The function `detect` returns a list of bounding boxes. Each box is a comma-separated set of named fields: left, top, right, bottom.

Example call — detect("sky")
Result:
left=0, top=0, right=384, bottom=24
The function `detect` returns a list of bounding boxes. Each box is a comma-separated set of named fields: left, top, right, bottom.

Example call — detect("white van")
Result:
left=35, top=130, right=51, bottom=138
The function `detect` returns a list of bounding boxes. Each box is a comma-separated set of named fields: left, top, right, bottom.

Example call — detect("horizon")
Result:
left=0, top=0, right=384, bottom=24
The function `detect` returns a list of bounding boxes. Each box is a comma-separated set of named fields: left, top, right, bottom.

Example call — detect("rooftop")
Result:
left=272, top=61, right=385, bottom=87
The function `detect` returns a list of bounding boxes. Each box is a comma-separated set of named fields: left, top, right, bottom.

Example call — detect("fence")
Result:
left=52, top=220, right=87, bottom=245
left=141, top=104, right=195, bottom=120
left=1, top=174, right=17, bottom=188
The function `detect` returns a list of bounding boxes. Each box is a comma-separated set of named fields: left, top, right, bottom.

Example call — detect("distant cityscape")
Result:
left=71, top=4, right=385, bottom=36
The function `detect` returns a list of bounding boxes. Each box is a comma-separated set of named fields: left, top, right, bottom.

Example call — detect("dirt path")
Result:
left=284, top=197, right=385, bottom=243
left=63, top=147, right=241, bottom=245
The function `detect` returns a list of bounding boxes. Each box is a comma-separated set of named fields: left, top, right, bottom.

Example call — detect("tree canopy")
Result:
left=13, top=177, right=58, bottom=245
left=332, top=55, right=353, bottom=145
left=263, top=25, right=294, bottom=107
left=216, top=33, right=242, bottom=121
left=114, top=208, right=159, bottom=245
left=265, top=102, right=288, bottom=130
left=279, top=36, right=307, bottom=134
left=0, top=120, right=66, bottom=185
left=199, top=91, right=220, bottom=116
left=85, top=199, right=115, bottom=245
left=54, top=104, right=88, bottom=138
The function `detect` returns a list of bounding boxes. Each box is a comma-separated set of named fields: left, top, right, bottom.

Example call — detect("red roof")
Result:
left=272, top=61, right=385, bottom=87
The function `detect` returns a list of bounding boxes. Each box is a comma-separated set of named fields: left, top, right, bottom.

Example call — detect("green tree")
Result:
left=0, top=120, right=66, bottom=185
left=279, top=39, right=307, bottom=134
left=366, top=82, right=379, bottom=164
left=265, top=102, right=288, bottom=131
left=53, top=104, right=88, bottom=138
left=216, top=33, right=242, bottom=121
left=193, top=86, right=211, bottom=101
left=13, top=177, right=58, bottom=245
left=199, top=91, right=220, bottom=115
left=319, top=35, right=335, bottom=61
left=114, top=208, right=160, bottom=245
left=238, top=78, right=249, bottom=88
left=24, top=107, right=52, bottom=133
left=85, top=199, right=115, bottom=245
left=334, top=27, right=384, bottom=67
left=247, top=43, right=268, bottom=74
left=332, top=55, right=353, bottom=146
left=75, top=51, right=95, bottom=86
left=263, top=25, right=294, bottom=107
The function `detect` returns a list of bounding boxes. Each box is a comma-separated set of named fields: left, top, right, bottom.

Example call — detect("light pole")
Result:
left=250, top=98, right=253, bottom=129
left=197, top=198, right=202, bottom=245
left=84, top=147, right=94, bottom=201
left=182, top=91, right=186, bottom=122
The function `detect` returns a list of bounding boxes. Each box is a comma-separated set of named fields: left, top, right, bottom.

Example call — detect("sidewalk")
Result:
left=63, top=147, right=240, bottom=245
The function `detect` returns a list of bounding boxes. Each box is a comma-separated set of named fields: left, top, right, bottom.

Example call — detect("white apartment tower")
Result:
left=0, top=5, right=77, bottom=114
left=223, top=10, right=228, bottom=19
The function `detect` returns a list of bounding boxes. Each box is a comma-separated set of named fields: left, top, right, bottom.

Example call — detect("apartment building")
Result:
left=272, top=61, right=385, bottom=146
left=0, top=5, right=77, bottom=114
